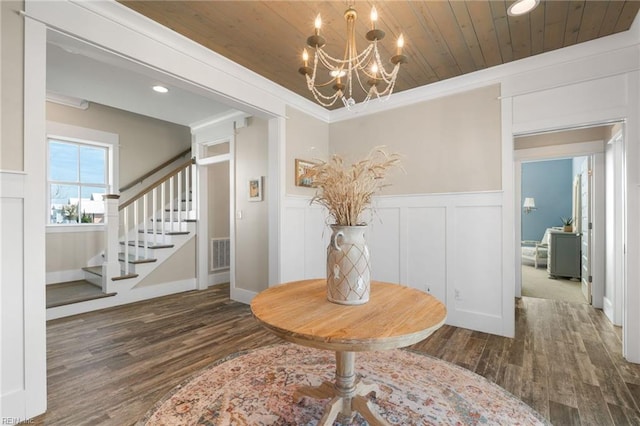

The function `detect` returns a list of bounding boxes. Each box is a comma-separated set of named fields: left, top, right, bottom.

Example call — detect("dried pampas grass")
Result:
left=310, top=148, right=402, bottom=226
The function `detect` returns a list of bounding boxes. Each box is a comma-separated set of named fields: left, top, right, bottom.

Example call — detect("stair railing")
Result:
left=119, top=148, right=191, bottom=192
left=102, top=158, right=196, bottom=284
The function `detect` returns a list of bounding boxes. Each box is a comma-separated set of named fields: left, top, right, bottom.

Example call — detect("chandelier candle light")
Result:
left=299, top=5, right=407, bottom=108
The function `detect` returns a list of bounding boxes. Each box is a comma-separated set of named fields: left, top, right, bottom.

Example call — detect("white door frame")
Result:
left=514, top=139, right=608, bottom=307
left=196, top=150, right=232, bottom=291
left=192, top=127, right=236, bottom=293
left=605, top=130, right=625, bottom=325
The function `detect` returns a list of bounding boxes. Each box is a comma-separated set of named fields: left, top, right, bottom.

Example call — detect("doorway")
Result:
left=514, top=123, right=624, bottom=325
left=520, top=156, right=589, bottom=305
left=196, top=140, right=233, bottom=291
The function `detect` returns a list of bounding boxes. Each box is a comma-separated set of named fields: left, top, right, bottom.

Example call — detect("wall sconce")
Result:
left=523, top=197, right=537, bottom=214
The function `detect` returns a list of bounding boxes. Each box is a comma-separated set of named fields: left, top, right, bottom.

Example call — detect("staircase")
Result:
left=47, top=159, right=198, bottom=319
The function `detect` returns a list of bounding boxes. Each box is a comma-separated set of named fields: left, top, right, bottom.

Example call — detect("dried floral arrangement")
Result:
left=310, top=148, right=402, bottom=226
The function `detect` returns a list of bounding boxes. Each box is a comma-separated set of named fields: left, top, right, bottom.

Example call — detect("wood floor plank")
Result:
left=474, top=333, right=507, bottom=382
left=438, top=327, right=473, bottom=363
left=608, top=402, right=640, bottom=426
left=455, top=335, right=486, bottom=371
left=521, top=379, right=550, bottom=420
left=548, top=340, right=579, bottom=407
left=529, top=351, right=549, bottom=386
left=501, top=363, right=524, bottom=397
left=549, top=400, right=581, bottom=426
left=626, top=382, right=640, bottom=411
left=574, top=381, right=614, bottom=426
left=572, top=350, right=600, bottom=386
left=30, top=288, right=640, bottom=425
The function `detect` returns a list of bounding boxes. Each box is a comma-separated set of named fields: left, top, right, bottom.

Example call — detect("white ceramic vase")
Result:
left=326, top=225, right=371, bottom=305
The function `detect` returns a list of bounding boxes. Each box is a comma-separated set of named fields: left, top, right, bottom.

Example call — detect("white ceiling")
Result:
left=46, top=30, right=238, bottom=127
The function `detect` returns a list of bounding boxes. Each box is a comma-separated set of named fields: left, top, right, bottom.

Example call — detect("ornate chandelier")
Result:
left=298, top=5, right=406, bottom=109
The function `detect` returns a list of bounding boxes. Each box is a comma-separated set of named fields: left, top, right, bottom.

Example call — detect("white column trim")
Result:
left=17, top=16, right=47, bottom=420
left=268, top=116, right=286, bottom=287
left=501, top=93, right=516, bottom=337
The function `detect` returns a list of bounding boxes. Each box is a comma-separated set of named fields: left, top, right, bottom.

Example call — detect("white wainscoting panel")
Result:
left=450, top=205, right=503, bottom=330
left=281, top=191, right=508, bottom=336
left=305, top=206, right=329, bottom=279
left=1, top=197, right=25, bottom=402
left=281, top=205, right=306, bottom=283
left=371, top=192, right=504, bottom=334
left=405, top=207, right=447, bottom=303
left=1, top=172, right=27, bottom=415
left=281, top=196, right=328, bottom=283
left=369, top=208, right=401, bottom=283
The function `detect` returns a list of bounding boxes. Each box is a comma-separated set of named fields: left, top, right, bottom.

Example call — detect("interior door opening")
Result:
left=514, top=122, right=625, bottom=329
left=520, top=156, right=590, bottom=305
left=196, top=140, right=233, bottom=295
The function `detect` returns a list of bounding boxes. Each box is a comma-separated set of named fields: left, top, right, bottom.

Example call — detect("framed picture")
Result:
left=248, top=177, right=263, bottom=201
left=295, top=159, right=317, bottom=188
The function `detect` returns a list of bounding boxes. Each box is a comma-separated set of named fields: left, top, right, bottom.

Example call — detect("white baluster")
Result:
left=185, top=165, right=190, bottom=215
left=152, top=187, right=158, bottom=247
left=169, top=176, right=175, bottom=234
left=143, top=193, right=148, bottom=259
left=161, top=181, right=166, bottom=243
left=191, top=163, right=197, bottom=219
left=134, top=199, right=139, bottom=262
left=123, top=205, right=129, bottom=275
left=177, top=170, right=183, bottom=229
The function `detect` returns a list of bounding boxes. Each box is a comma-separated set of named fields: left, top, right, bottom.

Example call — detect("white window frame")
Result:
left=46, top=121, right=119, bottom=233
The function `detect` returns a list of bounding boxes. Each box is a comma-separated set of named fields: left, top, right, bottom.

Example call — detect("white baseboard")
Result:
left=208, top=270, right=230, bottom=287
left=230, top=286, right=257, bottom=305
left=46, top=269, right=85, bottom=285
left=46, top=278, right=197, bottom=320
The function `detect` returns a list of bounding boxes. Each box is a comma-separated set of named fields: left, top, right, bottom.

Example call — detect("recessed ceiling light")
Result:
left=507, top=0, right=539, bottom=16
left=152, top=85, right=169, bottom=93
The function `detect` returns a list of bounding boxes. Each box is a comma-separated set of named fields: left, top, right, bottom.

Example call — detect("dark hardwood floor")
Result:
left=32, top=284, right=640, bottom=425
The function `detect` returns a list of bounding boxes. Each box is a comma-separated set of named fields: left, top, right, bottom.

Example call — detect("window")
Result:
left=46, top=121, right=118, bottom=229
left=48, top=138, right=109, bottom=224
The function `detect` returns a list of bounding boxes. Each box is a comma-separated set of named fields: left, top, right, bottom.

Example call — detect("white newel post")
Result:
left=190, top=162, right=197, bottom=220
left=103, top=194, right=121, bottom=293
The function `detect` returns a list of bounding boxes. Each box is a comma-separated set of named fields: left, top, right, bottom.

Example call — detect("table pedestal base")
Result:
left=293, top=351, right=390, bottom=426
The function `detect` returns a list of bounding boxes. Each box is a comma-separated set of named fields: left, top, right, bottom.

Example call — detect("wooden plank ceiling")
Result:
left=119, top=1, right=640, bottom=110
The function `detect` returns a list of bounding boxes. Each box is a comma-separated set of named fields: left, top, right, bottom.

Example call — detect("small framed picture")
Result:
left=295, top=159, right=317, bottom=188
left=248, top=177, right=263, bottom=201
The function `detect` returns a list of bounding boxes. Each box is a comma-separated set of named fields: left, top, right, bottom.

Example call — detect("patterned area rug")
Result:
left=139, top=344, right=549, bottom=425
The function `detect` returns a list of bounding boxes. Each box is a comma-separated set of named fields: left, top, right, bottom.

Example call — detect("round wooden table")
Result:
left=251, top=279, right=447, bottom=426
